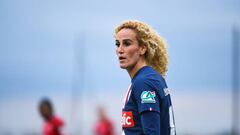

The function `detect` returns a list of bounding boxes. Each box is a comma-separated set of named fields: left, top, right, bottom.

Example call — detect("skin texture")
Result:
left=115, top=28, right=147, bottom=78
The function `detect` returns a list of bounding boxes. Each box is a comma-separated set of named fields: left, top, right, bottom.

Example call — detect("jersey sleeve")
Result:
left=141, top=111, right=161, bottom=135
left=132, top=78, right=160, bottom=114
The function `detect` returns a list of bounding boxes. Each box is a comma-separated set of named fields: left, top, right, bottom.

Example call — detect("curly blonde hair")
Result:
left=115, top=20, right=168, bottom=76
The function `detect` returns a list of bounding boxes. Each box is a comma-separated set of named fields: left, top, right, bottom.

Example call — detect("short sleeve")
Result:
left=132, top=78, right=160, bottom=114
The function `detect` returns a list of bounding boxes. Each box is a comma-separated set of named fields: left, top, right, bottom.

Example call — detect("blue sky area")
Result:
left=0, top=0, right=240, bottom=134
left=0, top=0, right=240, bottom=97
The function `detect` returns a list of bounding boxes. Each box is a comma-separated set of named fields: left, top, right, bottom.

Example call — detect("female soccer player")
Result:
left=115, top=20, right=176, bottom=135
left=39, top=98, right=64, bottom=135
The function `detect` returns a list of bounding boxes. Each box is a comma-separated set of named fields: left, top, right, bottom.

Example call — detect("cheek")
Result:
left=128, top=49, right=140, bottom=60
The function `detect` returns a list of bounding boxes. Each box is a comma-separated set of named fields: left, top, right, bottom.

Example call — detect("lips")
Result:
left=119, top=56, right=126, bottom=61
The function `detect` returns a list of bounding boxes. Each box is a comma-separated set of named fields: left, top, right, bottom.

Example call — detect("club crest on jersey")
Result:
left=141, top=91, right=156, bottom=103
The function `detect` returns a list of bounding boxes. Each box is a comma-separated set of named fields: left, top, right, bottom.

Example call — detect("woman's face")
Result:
left=40, top=104, right=52, bottom=120
left=115, top=28, right=145, bottom=70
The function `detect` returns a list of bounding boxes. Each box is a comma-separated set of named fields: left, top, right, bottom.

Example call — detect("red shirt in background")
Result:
left=95, top=119, right=114, bottom=135
left=43, top=116, right=64, bottom=135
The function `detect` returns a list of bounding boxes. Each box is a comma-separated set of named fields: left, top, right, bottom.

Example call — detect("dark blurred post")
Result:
left=232, top=25, right=239, bottom=135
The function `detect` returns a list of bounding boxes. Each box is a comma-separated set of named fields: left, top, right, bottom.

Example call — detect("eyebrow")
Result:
left=115, top=39, right=133, bottom=42
left=122, top=39, right=133, bottom=42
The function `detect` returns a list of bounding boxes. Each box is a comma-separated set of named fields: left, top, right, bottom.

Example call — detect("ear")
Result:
left=139, top=44, right=147, bottom=55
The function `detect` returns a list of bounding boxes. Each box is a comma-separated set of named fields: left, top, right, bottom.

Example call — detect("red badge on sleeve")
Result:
left=122, top=111, right=135, bottom=128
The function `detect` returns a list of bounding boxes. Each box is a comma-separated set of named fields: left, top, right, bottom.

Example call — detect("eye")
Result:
left=123, top=41, right=131, bottom=46
left=115, top=41, right=120, bottom=47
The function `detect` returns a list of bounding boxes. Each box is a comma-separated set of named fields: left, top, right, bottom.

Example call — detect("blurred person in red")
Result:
left=39, top=98, right=65, bottom=135
left=94, top=106, right=115, bottom=135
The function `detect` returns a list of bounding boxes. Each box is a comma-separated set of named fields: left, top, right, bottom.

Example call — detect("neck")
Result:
left=127, top=59, right=147, bottom=79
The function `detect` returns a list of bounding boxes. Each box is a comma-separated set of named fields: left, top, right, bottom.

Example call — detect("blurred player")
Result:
left=39, top=98, right=64, bottom=135
left=94, top=106, right=115, bottom=135
left=114, top=20, right=176, bottom=135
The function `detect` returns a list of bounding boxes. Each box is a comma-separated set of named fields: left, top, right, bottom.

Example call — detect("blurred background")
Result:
left=0, top=0, right=240, bottom=135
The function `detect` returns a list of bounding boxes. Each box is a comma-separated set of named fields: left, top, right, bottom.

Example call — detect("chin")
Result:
left=119, top=64, right=127, bottom=69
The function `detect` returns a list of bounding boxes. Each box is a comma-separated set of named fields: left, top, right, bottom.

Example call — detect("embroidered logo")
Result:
left=122, top=111, right=135, bottom=128
left=141, top=91, right=156, bottom=103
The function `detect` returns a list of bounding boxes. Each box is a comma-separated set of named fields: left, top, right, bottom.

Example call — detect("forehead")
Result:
left=116, top=28, right=137, bottom=40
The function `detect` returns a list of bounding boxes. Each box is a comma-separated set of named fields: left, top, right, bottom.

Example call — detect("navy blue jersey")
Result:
left=122, top=66, right=176, bottom=135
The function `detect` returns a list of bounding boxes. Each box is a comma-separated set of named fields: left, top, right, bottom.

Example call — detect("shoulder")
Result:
left=132, top=74, right=151, bottom=91
left=131, top=67, right=168, bottom=99
left=51, top=116, right=64, bottom=126
left=132, top=67, right=165, bottom=88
